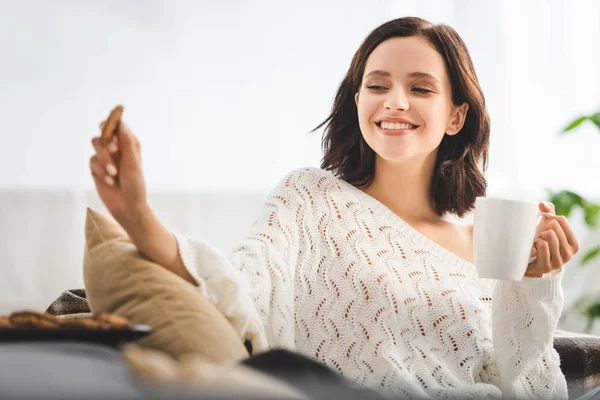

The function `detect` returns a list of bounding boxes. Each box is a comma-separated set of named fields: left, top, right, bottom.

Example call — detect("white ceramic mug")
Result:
left=473, top=197, right=552, bottom=280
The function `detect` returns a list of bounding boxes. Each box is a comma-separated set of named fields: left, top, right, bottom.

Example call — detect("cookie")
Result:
left=9, top=311, right=60, bottom=329
left=0, top=316, right=12, bottom=328
left=95, top=312, right=131, bottom=329
left=100, top=105, right=124, bottom=146
left=59, top=317, right=104, bottom=330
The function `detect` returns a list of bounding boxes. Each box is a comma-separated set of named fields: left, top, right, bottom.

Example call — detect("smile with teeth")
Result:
left=376, top=121, right=418, bottom=130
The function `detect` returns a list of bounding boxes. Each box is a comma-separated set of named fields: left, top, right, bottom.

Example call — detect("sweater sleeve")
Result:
left=171, top=169, right=312, bottom=353
left=484, top=269, right=568, bottom=399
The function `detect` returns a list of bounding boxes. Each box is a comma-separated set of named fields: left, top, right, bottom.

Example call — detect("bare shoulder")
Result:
left=457, top=222, right=473, bottom=241
left=443, top=219, right=473, bottom=238
left=448, top=221, right=474, bottom=264
left=465, top=223, right=474, bottom=237
left=443, top=214, right=474, bottom=234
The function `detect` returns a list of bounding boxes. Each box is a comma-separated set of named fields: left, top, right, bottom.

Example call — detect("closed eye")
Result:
left=413, top=88, right=433, bottom=94
left=367, top=85, right=432, bottom=94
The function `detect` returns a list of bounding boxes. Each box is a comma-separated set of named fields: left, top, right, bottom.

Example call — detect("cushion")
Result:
left=121, top=343, right=307, bottom=399
left=82, top=207, right=249, bottom=362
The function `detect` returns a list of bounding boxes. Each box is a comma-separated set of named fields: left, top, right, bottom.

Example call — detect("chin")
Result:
left=374, top=148, right=415, bottom=164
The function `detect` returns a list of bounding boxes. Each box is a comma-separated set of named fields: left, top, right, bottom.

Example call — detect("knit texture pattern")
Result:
left=174, top=167, right=567, bottom=399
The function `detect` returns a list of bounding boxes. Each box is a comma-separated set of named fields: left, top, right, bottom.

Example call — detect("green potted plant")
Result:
left=547, top=111, right=600, bottom=332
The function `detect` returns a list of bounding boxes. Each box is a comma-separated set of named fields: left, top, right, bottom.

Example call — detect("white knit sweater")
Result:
left=173, top=167, right=568, bottom=399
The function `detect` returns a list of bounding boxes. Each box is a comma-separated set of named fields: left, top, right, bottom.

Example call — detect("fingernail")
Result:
left=105, top=176, right=115, bottom=186
left=106, top=164, right=117, bottom=177
left=107, top=142, right=118, bottom=153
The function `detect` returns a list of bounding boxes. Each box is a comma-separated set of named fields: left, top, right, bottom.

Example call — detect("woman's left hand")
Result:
left=524, top=202, right=580, bottom=278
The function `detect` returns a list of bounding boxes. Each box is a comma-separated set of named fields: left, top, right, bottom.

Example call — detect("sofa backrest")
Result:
left=0, top=189, right=266, bottom=314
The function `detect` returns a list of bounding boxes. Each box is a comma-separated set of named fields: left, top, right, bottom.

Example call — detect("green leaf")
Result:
left=585, top=313, right=600, bottom=332
left=581, top=246, right=600, bottom=266
left=584, top=203, right=600, bottom=227
left=561, top=116, right=588, bottom=133
left=573, top=296, right=600, bottom=332
left=584, top=302, right=600, bottom=318
left=574, top=296, right=592, bottom=313
left=548, top=190, right=585, bottom=217
left=591, top=112, right=600, bottom=131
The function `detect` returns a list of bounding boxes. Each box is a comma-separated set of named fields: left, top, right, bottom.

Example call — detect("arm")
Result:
left=486, top=271, right=568, bottom=399
left=116, top=203, right=195, bottom=285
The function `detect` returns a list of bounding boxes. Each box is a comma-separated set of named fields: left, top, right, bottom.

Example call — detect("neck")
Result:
left=358, top=152, right=442, bottom=224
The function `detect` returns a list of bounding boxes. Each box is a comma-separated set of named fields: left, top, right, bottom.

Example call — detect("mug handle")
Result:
left=528, top=211, right=555, bottom=264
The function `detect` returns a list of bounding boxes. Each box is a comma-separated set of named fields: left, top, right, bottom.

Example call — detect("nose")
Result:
left=383, top=89, right=409, bottom=111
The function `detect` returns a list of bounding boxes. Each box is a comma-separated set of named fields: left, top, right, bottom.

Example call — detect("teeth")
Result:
left=379, top=121, right=416, bottom=130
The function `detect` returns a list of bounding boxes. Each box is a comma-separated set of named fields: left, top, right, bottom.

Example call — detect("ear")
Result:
left=446, top=102, right=469, bottom=136
left=355, top=92, right=359, bottom=107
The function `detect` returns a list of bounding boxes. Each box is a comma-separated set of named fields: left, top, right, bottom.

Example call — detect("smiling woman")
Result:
left=87, top=15, right=579, bottom=400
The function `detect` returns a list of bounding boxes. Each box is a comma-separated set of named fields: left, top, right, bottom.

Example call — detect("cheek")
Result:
left=357, top=96, right=379, bottom=126
left=416, top=100, right=448, bottom=130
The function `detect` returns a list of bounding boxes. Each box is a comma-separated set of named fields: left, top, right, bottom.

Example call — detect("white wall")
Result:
left=1, top=0, right=598, bottom=195
left=0, top=0, right=394, bottom=192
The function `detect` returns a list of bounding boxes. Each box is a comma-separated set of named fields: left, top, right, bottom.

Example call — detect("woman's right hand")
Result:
left=89, top=119, right=148, bottom=225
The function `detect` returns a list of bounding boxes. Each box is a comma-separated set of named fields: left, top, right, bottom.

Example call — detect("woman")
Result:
left=89, top=17, right=581, bottom=399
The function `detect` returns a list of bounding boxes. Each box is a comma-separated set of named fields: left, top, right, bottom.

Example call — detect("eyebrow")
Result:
left=364, top=70, right=439, bottom=82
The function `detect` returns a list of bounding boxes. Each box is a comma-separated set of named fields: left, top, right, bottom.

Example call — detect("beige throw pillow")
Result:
left=82, top=207, right=249, bottom=362
left=121, top=343, right=307, bottom=399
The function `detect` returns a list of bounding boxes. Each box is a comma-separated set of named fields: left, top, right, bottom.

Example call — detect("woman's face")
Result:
left=355, top=36, right=468, bottom=164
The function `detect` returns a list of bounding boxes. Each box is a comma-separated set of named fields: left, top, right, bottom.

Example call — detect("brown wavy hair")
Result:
left=313, top=17, right=489, bottom=217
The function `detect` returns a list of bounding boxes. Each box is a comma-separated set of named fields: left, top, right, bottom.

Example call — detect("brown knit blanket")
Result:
left=45, top=288, right=92, bottom=319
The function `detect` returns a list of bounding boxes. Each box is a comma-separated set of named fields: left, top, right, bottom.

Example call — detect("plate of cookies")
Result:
left=0, top=311, right=152, bottom=348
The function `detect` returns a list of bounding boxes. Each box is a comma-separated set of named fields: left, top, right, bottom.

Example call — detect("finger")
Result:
left=538, top=202, right=555, bottom=214
left=537, top=239, right=552, bottom=273
left=545, top=217, right=574, bottom=262
left=526, top=239, right=550, bottom=277
left=539, top=229, right=561, bottom=270
left=91, top=137, right=118, bottom=178
left=115, top=121, right=141, bottom=161
left=535, top=214, right=552, bottom=236
left=91, top=170, right=117, bottom=189
left=107, top=135, right=119, bottom=154
left=530, top=244, right=538, bottom=258
left=90, top=156, right=115, bottom=187
left=552, top=215, right=580, bottom=254
left=537, top=215, right=578, bottom=260
left=535, top=208, right=555, bottom=235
